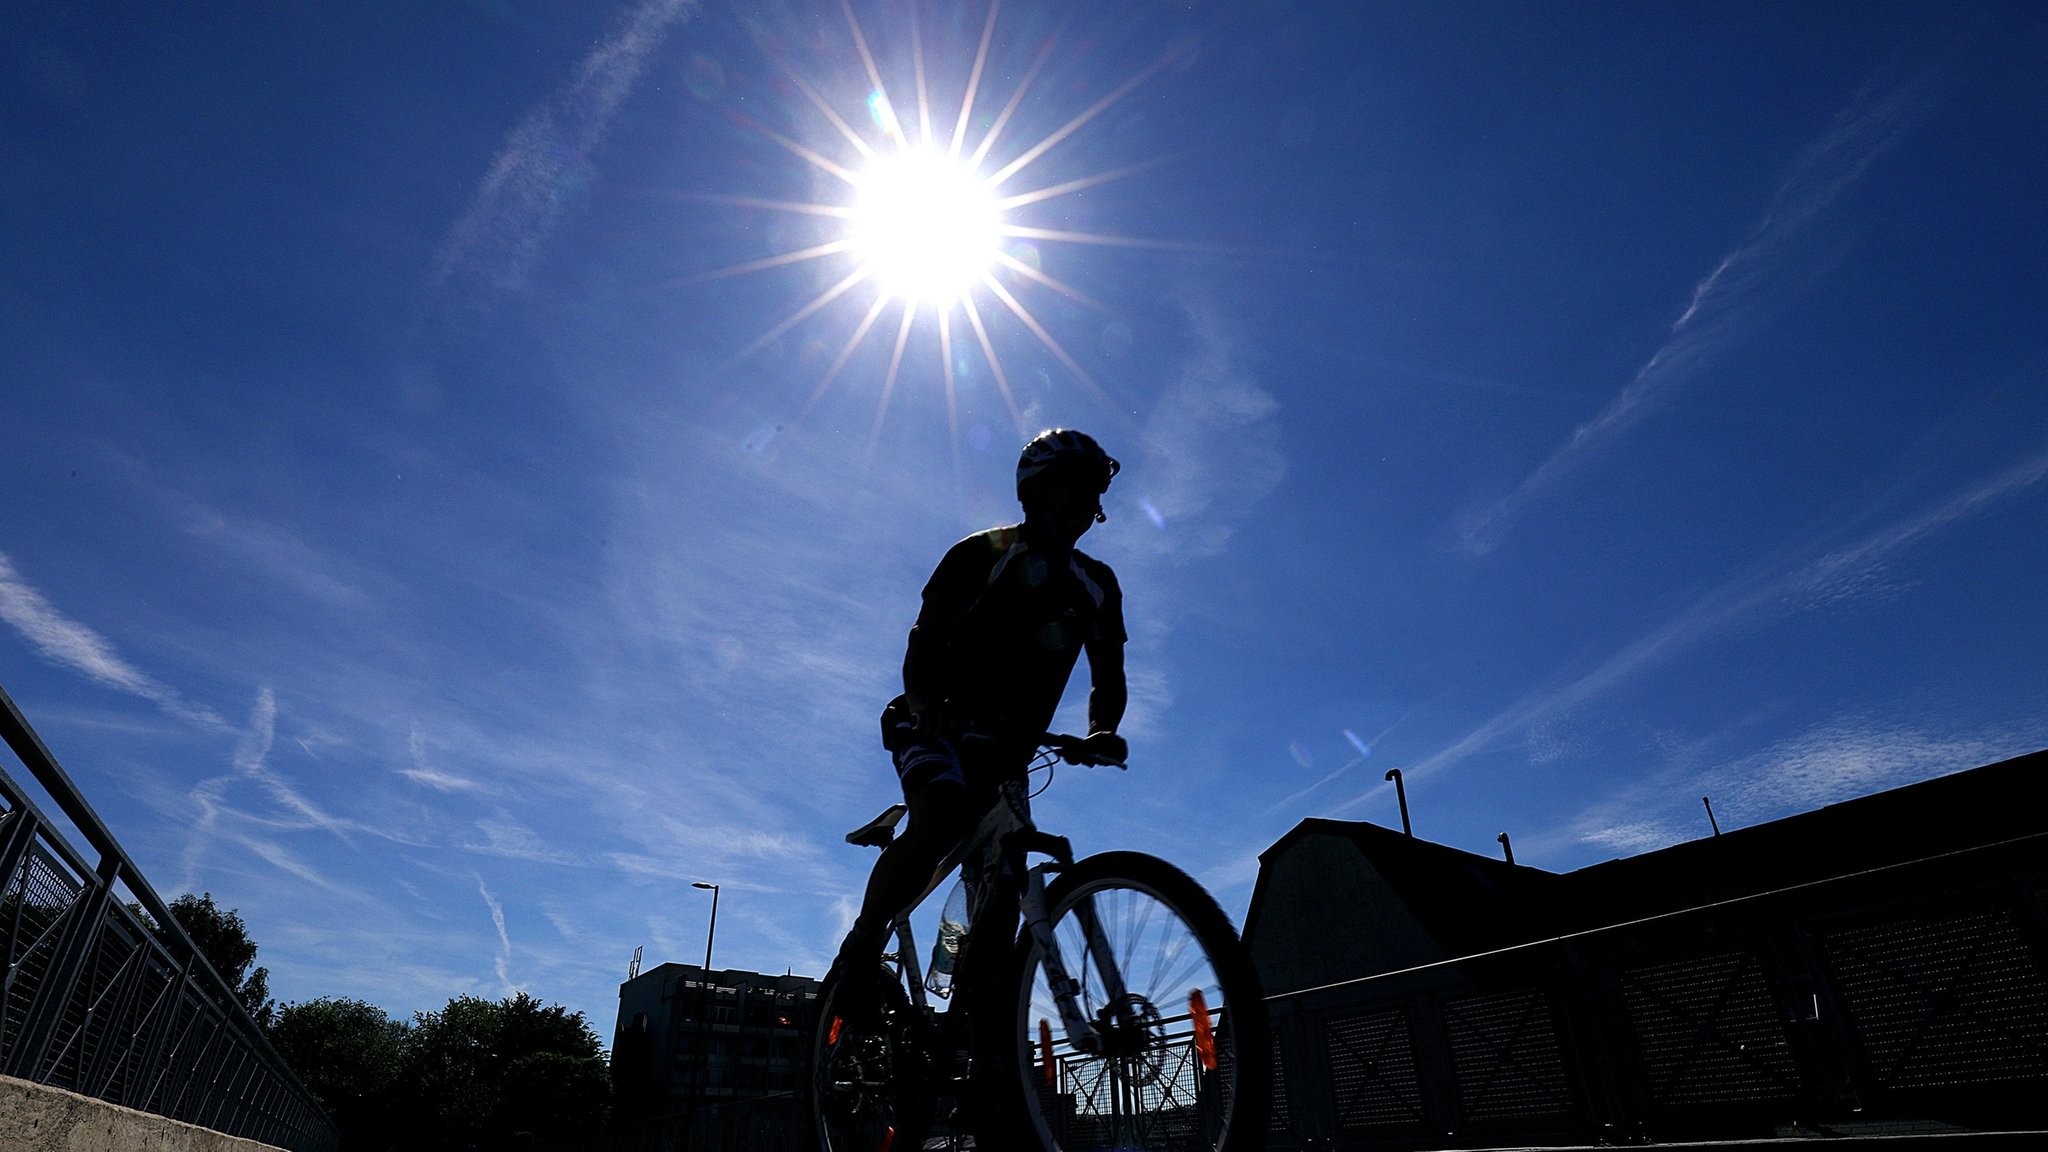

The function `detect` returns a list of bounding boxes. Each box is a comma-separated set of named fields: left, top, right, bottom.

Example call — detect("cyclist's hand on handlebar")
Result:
left=1073, top=731, right=1128, bottom=767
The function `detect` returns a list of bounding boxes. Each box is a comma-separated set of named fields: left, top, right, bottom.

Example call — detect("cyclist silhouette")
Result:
left=828, top=429, right=1128, bottom=999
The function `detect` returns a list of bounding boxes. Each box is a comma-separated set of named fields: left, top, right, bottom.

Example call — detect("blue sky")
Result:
left=4, top=1, right=2044, bottom=1032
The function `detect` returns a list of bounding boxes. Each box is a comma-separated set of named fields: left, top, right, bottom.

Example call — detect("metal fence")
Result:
left=1261, top=830, right=2048, bottom=1149
left=1, top=685, right=339, bottom=1152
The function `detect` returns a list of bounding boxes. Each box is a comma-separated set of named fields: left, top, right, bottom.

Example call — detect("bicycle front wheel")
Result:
left=979, top=851, right=1270, bottom=1152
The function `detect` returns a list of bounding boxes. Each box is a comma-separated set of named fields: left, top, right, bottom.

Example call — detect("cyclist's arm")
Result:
left=1085, top=558, right=1128, bottom=738
left=1084, top=632, right=1127, bottom=737
left=901, top=617, right=948, bottom=717
left=901, top=537, right=985, bottom=720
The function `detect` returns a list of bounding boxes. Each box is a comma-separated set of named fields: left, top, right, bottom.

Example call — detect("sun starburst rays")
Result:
left=687, top=2, right=1179, bottom=464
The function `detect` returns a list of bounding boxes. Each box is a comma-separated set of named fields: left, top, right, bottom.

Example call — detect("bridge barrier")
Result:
left=1, top=685, right=339, bottom=1152
left=1258, top=831, right=2048, bottom=1149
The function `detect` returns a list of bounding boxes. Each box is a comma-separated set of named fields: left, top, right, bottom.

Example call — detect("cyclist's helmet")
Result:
left=1016, top=428, right=1119, bottom=503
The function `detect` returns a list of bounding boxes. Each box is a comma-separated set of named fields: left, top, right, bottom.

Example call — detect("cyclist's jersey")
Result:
left=892, top=525, right=1125, bottom=744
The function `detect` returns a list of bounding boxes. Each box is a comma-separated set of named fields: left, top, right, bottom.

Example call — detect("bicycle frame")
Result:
left=873, top=759, right=1123, bottom=1055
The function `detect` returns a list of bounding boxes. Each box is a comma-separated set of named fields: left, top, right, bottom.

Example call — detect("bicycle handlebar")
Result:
left=1039, top=732, right=1128, bottom=770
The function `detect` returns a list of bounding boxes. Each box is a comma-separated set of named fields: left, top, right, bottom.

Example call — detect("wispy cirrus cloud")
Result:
left=402, top=723, right=496, bottom=794
left=1339, top=440, right=2048, bottom=811
left=427, top=0, right=700, bottom=298
left=231, top=688, right=357, bottom=840
left=477, top=877, right=516, bottom=994
left=180, top=688, right=409, bottom=891
left=466, top=816, right=584, bottom=866
left=1461, top=71, right=1937, bottom=554
left=1561, top=716, right=2047, bottom=858
left=1710, top=719, right=2035, bottom=822
left=0, top=549, right=227, bottom=730
left=1785, top=445, right=2048, bottom=611
left=173, top=502, right=379, bottom=612
left=1110, top=292, right=1287, bottom=741
left=1131, top=294, right=1287, bottom=561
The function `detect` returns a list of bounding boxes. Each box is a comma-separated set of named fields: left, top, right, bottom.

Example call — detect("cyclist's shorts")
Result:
left=892, top=732, right=1029, bottom=799
left=894, top=737, right=965, bottom=793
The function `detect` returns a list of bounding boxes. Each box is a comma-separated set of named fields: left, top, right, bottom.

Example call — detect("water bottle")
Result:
left=925, top=880, right=971, bottom=998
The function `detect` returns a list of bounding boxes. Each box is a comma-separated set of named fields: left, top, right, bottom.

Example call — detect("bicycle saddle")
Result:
left=845, top=803, right=908, bottom=848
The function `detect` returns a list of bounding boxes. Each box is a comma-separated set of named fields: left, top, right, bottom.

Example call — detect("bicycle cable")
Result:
left=1027, top=747, right=1057, bottom=798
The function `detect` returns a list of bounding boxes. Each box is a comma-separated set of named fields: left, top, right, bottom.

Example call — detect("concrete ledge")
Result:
left=0, top=1074, right=285, bottom=1152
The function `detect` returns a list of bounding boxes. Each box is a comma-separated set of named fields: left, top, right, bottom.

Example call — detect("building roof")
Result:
left=1560, top=747, right=2047, bottom=927
left=1243, top=747, right=2047, bottom=995
left=619, top=961, right=819, bottom=1000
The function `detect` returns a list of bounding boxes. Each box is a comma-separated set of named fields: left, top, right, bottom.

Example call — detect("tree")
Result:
left=398, top=992, right=611, bottom=1150
left=268, top=998, right=408, bottom=1150
left=164, top=892, right=274, bottom=1026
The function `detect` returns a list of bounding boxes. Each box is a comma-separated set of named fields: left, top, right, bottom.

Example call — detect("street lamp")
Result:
left=690, top=881, right=720, bottom=1123
left=691, top=881, right=720, bottom=972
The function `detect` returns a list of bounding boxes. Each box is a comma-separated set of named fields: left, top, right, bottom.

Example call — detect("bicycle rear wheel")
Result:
left=809, top=968, right=934, bottom=1152
left=976, top=851, right=1270, bottom=1152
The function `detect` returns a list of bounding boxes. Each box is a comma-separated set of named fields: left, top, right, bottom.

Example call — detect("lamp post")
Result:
left=692, top=881, right=720, bottom=972
left=690, top=881, right=720, bottom=1131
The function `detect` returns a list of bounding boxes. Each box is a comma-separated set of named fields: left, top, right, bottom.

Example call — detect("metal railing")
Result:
left=1035, top=1011, right=1237, bottom=1150
left=1, top=684, right=338, bottom=1152
left=1259, top=830, right=2048, bottom=1149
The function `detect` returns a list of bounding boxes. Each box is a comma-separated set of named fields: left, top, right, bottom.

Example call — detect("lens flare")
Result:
left=850, top=149, right=1000, bottom=305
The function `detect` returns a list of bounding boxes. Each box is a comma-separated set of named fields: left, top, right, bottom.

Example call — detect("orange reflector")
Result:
left=878, top=1125, right=896, bottom=1152
left=827, top=1015, right=843, bottom=1046
left=1040, top=1018, right=1055, bottom=1086
left=1189, top=989, right=1217, bottom=1071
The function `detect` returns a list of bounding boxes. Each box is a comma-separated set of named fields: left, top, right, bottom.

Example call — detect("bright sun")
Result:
left=848, top=149, right=1001, bottom=305
left=688, top=1, right=1189, bottom=450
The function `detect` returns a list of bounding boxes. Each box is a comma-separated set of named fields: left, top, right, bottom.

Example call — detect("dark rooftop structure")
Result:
left=1247, top=748, right=2048, bottom=994
left=1243, top=748, right=2048, bottom=1149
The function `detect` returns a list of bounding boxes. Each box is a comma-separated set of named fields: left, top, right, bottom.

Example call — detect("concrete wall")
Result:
left=0, top=1075, right=285, bottom=1152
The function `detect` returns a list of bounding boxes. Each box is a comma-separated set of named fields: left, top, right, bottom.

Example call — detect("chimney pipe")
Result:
left=1384, top=768, right=1412, bottom=837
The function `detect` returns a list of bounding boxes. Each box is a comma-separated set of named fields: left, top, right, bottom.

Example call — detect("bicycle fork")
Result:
left=1020, top=865, right=1130, bottom=1057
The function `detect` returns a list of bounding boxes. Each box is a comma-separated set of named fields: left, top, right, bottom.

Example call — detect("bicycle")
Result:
left=809, top=732, right=1270, bottom=1152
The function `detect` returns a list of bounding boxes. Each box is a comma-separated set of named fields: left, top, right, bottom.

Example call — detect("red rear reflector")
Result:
left=828, top=1016, right=843, bottom=1046
left=1040, top=1018, right=1055, bottom=1086
left=878, top=1125, right=896, bottom=1152
left=1189, top=989, right=1217, bottom=1071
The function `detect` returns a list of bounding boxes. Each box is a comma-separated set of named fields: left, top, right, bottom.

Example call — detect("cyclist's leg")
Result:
left=829, top=738, right=975, bottom=983
left=950, top=735, right=1029, bottom=974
